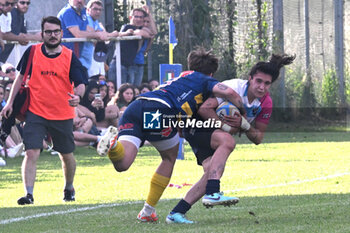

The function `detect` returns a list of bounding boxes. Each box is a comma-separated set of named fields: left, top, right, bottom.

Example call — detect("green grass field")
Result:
left=1, top=131, right=350, bottom=232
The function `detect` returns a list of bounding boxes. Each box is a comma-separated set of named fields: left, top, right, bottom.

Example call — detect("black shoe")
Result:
left=63, top=189, right=75, bottom=202
left=17, top=193, right=34, bottom=205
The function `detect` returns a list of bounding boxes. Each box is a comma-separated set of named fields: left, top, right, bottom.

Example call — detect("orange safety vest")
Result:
left=28, top=43, right=75, bottom=120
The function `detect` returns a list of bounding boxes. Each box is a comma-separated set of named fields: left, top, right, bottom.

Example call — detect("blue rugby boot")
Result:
left=166, top=213, right=194, bottom=224
left=202, top=192, right=239, bottom=208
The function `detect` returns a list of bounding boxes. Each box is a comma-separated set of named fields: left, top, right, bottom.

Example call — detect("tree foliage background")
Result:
left=112, top=0, right=349, bottom=120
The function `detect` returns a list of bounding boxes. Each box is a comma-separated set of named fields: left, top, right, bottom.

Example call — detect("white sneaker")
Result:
left=51, top=150, right=59, bottom=155
left=97, top=126, right=118, bottom=156
left=7, top=143, right=24, bottom=158
left=0, top=157, right=6, bottom=166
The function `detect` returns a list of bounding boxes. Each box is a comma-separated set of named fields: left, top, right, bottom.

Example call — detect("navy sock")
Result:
left=26, top=186, right=33, bottom=196
left=65, top=183, right=74, bottom=191
left=170, top=199, right=191, bottom=214
left=205, top=179, right=220, bottom=195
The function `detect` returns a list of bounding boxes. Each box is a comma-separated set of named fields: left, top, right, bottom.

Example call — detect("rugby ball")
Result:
left=216, top=101, right=239, bottom=120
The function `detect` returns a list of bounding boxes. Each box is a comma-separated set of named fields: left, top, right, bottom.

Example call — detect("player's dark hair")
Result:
left=41, top=16, right=62, bottom=32
left=249, top=54, right=296, bottom=83
left=187, top=47, right=219, bottom=75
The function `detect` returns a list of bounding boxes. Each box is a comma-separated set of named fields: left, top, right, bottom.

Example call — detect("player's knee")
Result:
left=222, top=136, right=236, bottom=152
left=112, top=161, right=130, bottom=172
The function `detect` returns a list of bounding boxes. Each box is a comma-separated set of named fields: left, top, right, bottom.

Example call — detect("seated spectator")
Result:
left=133, top=85, right=140, bottom=97
left=74, top=106, right=94, bottom=134
left=0, top=115, right=24, bottom=158
left=97, top=80, right=119, bottom=128
left=108, top=83, right=135, bottom=113
left=107, top=80, right=116, bottom=100
left=139, top=82, right=152, bottom=94
left=0, top=80, right=24, bottom=158
left=0, top=84, right=5, bottom=110
left=0, top=140, right=24, bottom=158
left=73, top=105, right=100, bottom=147
left=80, top=80, right=119, bottom=129
left=2, top=63, right=16, bottom=81
left=4, top=81, right=13, bottom=102
left=149, top=79, right=159, bottom=90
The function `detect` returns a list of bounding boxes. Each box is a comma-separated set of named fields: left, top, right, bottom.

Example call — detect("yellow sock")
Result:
left=108, top=142, right=125, bottom=162
left=146, top=173, right=170, bottom=207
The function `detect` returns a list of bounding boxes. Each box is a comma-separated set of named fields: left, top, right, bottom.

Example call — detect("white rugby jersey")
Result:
left=217, top=79, right=272, bottom=124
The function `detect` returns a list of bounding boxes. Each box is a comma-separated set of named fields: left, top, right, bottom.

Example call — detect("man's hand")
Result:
left=1, top=103, right=13, bottom=119
left=108, top=30, right=119, bottom=38
left=96, top=31, right=109, bottom=41
left=91, top=98, right=104, bottom=109
left=223, top=112, right=241, bottom=128
left=222, top=112, right=241, bottom=135
left=17, top=33, right=29, bottom=45
left=125, top=29, right=134, bottom=36
left=223, top=112, right=250, bottom=133
left=142, top=5, right=150, bottom=14
left=68, top=93, right=80, bottom=107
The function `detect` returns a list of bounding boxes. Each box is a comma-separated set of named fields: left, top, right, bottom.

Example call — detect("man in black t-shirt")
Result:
left=108, top=8, right=156, bottom=85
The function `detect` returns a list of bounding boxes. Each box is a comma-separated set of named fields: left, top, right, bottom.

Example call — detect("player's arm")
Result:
left=198, top=97, right=220, bottom=121
left=212, top=83, right=246, bottom=116
left=245, top=121, right=268, bottom=145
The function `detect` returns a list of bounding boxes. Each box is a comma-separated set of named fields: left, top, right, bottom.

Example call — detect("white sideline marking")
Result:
left=0, top=201, right=143, bottom=225
left=2, top=171, right=350, bottom=225
left=225, top=171, right=350, bottom=193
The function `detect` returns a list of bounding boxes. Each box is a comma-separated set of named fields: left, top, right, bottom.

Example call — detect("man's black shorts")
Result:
left=24, top=111, right=75, bottom=154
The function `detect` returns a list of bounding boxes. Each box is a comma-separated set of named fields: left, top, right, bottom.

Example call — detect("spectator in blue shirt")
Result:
left=57, top=0, right=108, bottom=70
left=82, top=0, right=119, bottom=78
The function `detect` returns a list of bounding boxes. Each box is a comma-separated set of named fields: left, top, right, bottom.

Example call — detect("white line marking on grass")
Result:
left=225, top=171, right=350, bottom=193
left=0, top=201, right=143, bottom=225
left=2, top=172, right=349, bottom=225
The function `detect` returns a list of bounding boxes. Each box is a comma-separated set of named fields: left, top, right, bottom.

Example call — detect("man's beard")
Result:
left=44, top=39, right=61, bottom=49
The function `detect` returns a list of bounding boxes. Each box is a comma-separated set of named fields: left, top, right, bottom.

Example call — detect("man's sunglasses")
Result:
left=5, top=68, right=16, bottom=74
left=5, top=2, right=16, bottom=7
left=19, top=1, right=31, bottom=5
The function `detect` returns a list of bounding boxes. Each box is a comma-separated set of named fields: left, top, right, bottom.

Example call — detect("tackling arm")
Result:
left=212, top=83, right=246, bottom=115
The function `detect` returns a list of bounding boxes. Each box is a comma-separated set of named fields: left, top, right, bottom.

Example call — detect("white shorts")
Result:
left=118, top=133, right=180, bottom=151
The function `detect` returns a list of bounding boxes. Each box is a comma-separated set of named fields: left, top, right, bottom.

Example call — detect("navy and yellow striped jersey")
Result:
left=140, top=71, right=218, bottom=117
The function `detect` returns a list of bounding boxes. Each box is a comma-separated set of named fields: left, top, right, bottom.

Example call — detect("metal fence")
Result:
left=210, top=0, right=348, bottom=108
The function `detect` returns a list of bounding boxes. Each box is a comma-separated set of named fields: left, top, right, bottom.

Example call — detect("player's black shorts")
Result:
left=23, top=111, right=75, bottom=154
left=183, top=128, right=216, bottom=165
left=118, top=99, right=178, bottom=142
